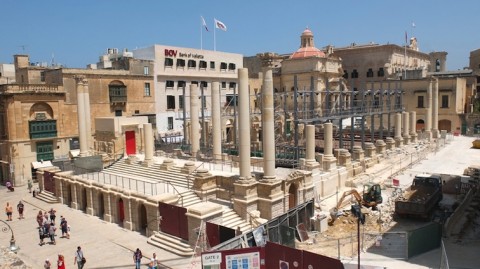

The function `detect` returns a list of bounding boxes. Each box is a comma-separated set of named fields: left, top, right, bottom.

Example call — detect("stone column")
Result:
left=402, top=111, right=410, bottom=144
left=425, top=79, right=433, bottom=140
left=323, top=122, right=337, bottom=171
left=83, top=80, right=92, bottom=150
left=261, top=67, right=275, bottom=180
left=432, top=77, right=439, bottom=138
left=410, top=111, right=417, bottom=143
left=211, top=81, right=222, bottom=161
left=104, top=191, right=112, bottom=222
left=394, top=113, right=403, bottom=147
left=75, top=76, right=88, bottom=157
left=190, top=84, right=200, bottom=157
left=71, top=184, right=78, bottom=209
left=238, top=69, right=252, bottom=180
left=305, top=125, right=319, bottom=169
left=125, top=196, right=133, bottom=230
left=86, top=189, right=94, bottom=215
left=143, top=123, right=154, bottom=167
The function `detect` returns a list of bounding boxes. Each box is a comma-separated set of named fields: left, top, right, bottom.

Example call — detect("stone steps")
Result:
left=35, top=190, right=60, bottom=204
left=147, top=232, right=194, bottom=257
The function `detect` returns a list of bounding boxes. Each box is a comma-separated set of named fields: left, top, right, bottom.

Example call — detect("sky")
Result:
left=1, top=0, right=479, bottom=70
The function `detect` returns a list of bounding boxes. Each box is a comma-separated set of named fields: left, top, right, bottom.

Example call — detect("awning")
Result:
left=31, top=161, right=53, bottom=169
left=69, top=149, right=80, bottom=158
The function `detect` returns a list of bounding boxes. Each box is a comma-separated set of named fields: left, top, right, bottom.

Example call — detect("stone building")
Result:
left=0, top=54, right=155, bottom=186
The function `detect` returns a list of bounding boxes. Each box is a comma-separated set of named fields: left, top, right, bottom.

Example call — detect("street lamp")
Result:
left=0, top=220, right=19, bottom=253
left=351, top=204, right=365, bottom=269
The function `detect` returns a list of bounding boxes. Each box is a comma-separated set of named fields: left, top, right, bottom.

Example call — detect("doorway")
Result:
left=118, top=198, right=125, bottom=225
left=288, top=183, right=297, bottom=209
left=125, top=131, right=136, bottom=155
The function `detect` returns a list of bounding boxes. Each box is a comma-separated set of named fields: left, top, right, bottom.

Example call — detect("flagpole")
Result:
left=213, top=19, right=216, bottom=51
left=200, top=17, right=203, bottom=50
left=404, top=31, right=407, bottom=80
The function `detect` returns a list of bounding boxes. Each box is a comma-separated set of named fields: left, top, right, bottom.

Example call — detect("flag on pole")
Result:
left=214, top=18, right=227, bottom=31
left=412, top=21, right=416, bottom=28
left=405, top=31, right=408, bottom=44
left=201, top=16, right=209, bottom=32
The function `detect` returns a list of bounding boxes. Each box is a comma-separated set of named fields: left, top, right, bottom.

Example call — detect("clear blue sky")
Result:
left=1, top=0, right=478, bottom=70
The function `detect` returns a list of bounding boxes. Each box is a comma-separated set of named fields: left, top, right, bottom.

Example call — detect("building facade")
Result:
left=132, top=45, right=243, bottom=145
left=0, top=55, right=155, bottom=186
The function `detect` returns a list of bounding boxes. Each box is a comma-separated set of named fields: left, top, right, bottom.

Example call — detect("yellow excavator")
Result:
left=328, top=183, right=383, bottom=225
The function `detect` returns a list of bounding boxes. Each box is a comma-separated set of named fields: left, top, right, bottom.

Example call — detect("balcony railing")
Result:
left=0, top=84, right=63, bottom=94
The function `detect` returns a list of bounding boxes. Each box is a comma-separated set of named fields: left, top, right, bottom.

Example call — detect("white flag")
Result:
left=201, top=16, right=209, bottom=32
left=214, top=18, right=227, bottom=31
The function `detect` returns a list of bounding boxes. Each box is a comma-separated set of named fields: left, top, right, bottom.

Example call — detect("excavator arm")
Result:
left=328, top=189, right=363, bottom=225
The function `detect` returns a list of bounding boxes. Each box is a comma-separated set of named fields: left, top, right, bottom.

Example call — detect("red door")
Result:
left=118, top=199, right=125, bottom=223
left=125, top=131, right=136, bottom=155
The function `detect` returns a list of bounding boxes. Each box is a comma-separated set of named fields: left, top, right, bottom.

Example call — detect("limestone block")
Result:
left=375, top=140, right=386, bottom=154
left=385, top=137, right=395, bottom=150
left=159, top=158, right=175, bottom=171
left=352, top=146, right=364, bottom=161
left=364, top=142, right=376, bottom=158
left=181, top=162, right=196, bottom=174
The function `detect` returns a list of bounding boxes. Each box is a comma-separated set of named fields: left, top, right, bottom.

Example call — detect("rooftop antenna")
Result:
left=18, top=45, right=27, bottom=52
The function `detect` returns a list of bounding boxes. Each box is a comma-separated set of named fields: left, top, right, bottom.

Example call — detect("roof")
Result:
left=290, top=47, right=326, bottom=59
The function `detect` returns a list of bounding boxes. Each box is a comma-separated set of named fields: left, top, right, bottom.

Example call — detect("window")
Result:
left=221, top=82, right=226, bottom=89
left=187, top=60, right=196, bottom=68
left=373, top=96, right=380, bottom=108
left=179, top=95, right=184, bottom=109
left=166, top=80, right=174, bottom=88
left=417, top=96, right=424, bottom=108
left=144, top=83, right=151, bottom=96
left=165, top=58, right=173, bottom=67
left=109, top=84, right=127, bottom=103
left=220, top=62, right=227, bottom=70
left=134, top=110, right=140, bottom=114
left=228, top=63, right=236, bottom=70
left=167, top=95, right=175, bottom=109
left=40, top=71, right=45, bottom=82
left=167, top=117, right=174, bottom=130
left=441, top=95, right=449, bottom=108
left=226, top=94, right=238, bottom=106
left=199, top=61, right=207, bottom=69
left=377, top=68, right=384, bottom=77
left=351, top=69, right=359, bottom=78
left=177, top=59, right=185, bottom=67
left=143, top=66, right=149, bottom=75
left=29, top=120, right=57, bottom=139
left=210, top=61, right=215, bottom=69
left=191, top=81, right=198, bottom=85
left=229, top=82, right=236, bottom=89
left=201, top=81, right=208, bottom=88
left=366, top=68, right=374, bottom=77
left=115, top=110, right=122, bottom=116
left=343, top=70, right=348, bottom=79
left=178, top=81, right=186, bottom=88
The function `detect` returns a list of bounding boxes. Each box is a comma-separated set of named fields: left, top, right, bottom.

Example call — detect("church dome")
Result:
left=290, top=28, right=325, bottom=59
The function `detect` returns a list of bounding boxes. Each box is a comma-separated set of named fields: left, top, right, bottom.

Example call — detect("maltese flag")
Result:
left=214, top=18, right=227, bottom=31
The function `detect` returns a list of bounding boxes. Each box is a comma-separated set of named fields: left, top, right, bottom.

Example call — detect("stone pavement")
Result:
left=0, top=184, right=200, bottom=269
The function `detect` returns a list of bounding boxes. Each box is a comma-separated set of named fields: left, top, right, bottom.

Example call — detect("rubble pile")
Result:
left=0, top=247, right=31, bottom=269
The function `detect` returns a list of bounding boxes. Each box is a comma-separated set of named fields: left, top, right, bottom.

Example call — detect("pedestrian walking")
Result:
left=38, top=226, right=45, bottom=246
left=27, top=179, right=33, bottom=193
left=5, top=202, right=13, bottom=221
left=57, top=254, right=66, bottom=269
left=17, top=201, right=24, bottom=219
left=49, top=222, right=56, bottom=245
left=49, top=208, right=56, bottom=224
left=44, top=258, right=52, bottom=269
left=74, top=246, right=85, bottom=269
left=43, top=211, right=49, bottom=223
left=133, top=248, right=142, bottom=269
left=60, top=216, right=70, bottom=239
left=151, top=253, right=159, bottom=269
left=37, top=210, right=44, bottom=227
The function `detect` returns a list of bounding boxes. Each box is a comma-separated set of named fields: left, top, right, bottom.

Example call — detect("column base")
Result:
left=403, top=135, right=410, bottom=145
left=71, top=202, right=79, bottom=210
left=304, top=159, right=320, bottom=170
left=432, top=129, right=439, bottom=139
left=142, top=160, right=153, bottom=167
left=86, top=207, right=94, bottom=215
left=104, top=214, right=113, bottom=223
left=394, top=137, right=403, bottom=147
left=410, top=133, right=418, bottom=143
left=424, top=131, right=432, bottom=141
left=322, top=156, right=337, bottom=171
left=124, top=221, right=133, bottom=230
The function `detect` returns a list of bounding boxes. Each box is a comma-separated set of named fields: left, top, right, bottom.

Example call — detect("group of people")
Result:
left=134, top=248, right=159, bottom=269
left=36, top=209, right=70, bottom=246
left=43, top=246, right=85, bottom=269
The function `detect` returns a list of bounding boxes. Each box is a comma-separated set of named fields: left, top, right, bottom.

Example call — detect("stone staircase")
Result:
left=147, top=232, right=194, bottom=257
left=35, top=190, right=60, bottom=204
left=103, top=160, right=253, bottom=253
